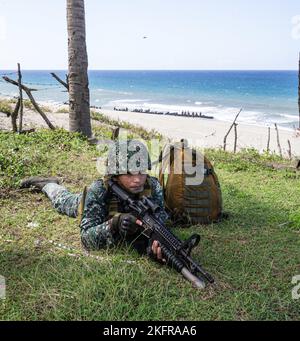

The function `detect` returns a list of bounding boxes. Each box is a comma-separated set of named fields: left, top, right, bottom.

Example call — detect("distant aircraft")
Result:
left=143, top=36, right=148, bottom=39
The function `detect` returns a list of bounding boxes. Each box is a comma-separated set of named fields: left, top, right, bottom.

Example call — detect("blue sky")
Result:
left=0, top=0, right=299, bottom=70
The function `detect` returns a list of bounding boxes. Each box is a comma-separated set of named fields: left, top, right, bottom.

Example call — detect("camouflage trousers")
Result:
left=42, top=183, right=83, bottom=218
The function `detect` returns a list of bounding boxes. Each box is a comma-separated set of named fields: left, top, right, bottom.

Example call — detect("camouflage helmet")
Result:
left=105, top=139, right=152, bottom=176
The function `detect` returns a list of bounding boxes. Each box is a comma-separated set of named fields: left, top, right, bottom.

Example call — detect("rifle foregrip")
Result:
left=160, top=244, right=184, bottom=273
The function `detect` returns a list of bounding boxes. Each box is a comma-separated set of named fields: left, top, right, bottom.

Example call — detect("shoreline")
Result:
left=1, top=95, right=300, bottom=157
left=106, top=106, right=296, bottom=133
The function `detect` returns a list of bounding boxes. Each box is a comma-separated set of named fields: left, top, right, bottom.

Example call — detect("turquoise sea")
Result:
left=0, top=70, right=298, bottom=129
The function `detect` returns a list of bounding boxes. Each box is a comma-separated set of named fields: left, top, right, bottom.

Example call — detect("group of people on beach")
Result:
left=113, top=107, right=214, bottom=119
left=179, top=111, right=213, bottom=119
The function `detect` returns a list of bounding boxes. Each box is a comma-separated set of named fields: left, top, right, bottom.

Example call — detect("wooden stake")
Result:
left=19, top=128, right=36, bottom=134
left=234, top=123, right=238, bottom=153
left=50, top=72, right=69, bottom=90
left=267, top=127, right=271, bottom=153
left=223, top=108, right=243, bottom=151
left=11, top=98, right=21, bottom=132
left=17, top=63, right=23, bottom=133
left=287, top=140, right=292, bottom=160
left=274, top=124, right=282, bottom=158
left=3, top=76, right=55, bottom=130
left=112, top=127, right=120, bottom=140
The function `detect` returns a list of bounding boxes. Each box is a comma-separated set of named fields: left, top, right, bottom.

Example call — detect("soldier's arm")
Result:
left=80, top=180, right=121, bottom=250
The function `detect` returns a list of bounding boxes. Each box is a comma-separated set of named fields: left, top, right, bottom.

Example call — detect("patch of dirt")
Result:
left=0, top=105, right=113, bottom=132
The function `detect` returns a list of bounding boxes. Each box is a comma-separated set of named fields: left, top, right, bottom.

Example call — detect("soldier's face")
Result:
left=116, top=173, right=148, bottom=194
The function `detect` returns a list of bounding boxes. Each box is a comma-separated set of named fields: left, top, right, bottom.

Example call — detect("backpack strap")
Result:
left=158, top=143, right=174, bottom=194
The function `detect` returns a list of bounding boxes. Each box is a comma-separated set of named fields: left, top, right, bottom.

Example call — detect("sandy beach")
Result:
left=100, top=109, right=300, bottom=158
left=1, top=97, right=299, bottom=158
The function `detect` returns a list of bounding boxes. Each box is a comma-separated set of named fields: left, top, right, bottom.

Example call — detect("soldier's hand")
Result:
left=151, top=240, right=167, bottom=264
left=112, top=213, right=142, bottom=237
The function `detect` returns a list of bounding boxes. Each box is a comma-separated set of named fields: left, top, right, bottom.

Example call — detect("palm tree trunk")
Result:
left=67, top=0, right=92, bottom=137
left=298, top=52, right=300, bottom=129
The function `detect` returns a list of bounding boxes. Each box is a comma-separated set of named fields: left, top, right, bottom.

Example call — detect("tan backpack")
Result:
left=158, top=140, right=224, bottom=225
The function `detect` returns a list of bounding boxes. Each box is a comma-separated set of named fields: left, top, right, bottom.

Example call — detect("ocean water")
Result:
left=0, top=70, right=298, bottom=129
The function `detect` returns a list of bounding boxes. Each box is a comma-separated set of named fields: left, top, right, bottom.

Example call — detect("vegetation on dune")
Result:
left=55, top=107, right=69, bottom=114
left=0, top=99, right=15, bottom=116
left=91, top=111, right=163, bottom=141
left=0, top=98, right=52, bottom=116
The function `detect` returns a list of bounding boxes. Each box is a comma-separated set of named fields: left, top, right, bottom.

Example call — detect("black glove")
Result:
left=111, top=213, right=140, bottom=237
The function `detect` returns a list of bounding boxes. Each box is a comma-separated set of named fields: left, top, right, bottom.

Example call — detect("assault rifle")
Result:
left=108, top=179, right=214, bottom=289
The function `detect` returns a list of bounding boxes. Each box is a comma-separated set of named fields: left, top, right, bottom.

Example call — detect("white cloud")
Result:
left=0, top=16, right=7, bottom=41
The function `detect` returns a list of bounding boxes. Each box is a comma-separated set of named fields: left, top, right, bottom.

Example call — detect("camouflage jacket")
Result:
left=80, top=176, right=168, bottom=254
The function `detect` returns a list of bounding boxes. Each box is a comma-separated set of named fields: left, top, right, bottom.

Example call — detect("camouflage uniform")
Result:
left=42, top=140, right=168, bottom=255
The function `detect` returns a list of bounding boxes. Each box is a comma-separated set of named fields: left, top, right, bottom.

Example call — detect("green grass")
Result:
left=0, top=127, right=299, bottom=321
left=55, top=108, right=69, bottom=114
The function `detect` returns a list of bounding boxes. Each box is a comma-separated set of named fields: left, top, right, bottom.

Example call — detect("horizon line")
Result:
left=0, top=69, right=298, bottom=72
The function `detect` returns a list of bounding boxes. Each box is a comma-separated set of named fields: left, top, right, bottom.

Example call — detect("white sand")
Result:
left=100, top=109, right=300, bottom=158
left=0, top=109, right=70, bottom=131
